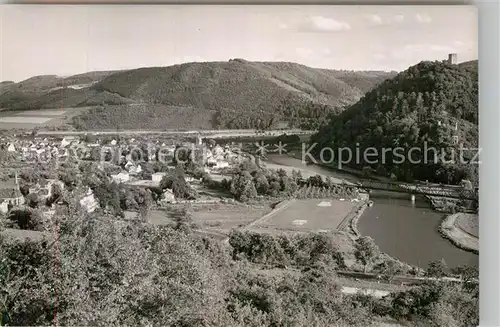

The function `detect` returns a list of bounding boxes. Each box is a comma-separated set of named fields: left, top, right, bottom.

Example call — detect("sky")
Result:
left=0, top=5, right=477, bottom=82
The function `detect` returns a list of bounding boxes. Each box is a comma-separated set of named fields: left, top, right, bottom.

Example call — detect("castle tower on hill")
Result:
left=448, top=53, right=458, bottom=65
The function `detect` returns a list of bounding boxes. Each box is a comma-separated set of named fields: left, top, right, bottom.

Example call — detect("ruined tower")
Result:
left=448, top=53, right=458, bottom=65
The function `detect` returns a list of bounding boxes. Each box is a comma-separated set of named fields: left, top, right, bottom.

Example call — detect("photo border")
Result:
left=0, top=1, right=495, bottom=326
left=477, top=1, right=499, bottom=327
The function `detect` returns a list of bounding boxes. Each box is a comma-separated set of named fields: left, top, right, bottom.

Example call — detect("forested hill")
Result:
left=312, top=60, right=479, bottom=185
left=0, top=60, right=395, bottom=130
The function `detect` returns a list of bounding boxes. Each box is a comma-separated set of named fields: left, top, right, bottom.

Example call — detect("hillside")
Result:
left=312, top=60, right=478, bottom=185
left=0, top=71, right=121, bottom=110
left=0, top=60, right=395, bottom=129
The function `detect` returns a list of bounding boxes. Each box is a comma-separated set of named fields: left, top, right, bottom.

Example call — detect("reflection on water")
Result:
left=264, top=155, right=479, bottom=269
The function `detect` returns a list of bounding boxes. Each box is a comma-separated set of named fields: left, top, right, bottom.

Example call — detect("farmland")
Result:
left=146, top=203, right=273, bottom=235
left=0, top=107, right=90, bottom=130
left=192, top=203, right=273, bottom=233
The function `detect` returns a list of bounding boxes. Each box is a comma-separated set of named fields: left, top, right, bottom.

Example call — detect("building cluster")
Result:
left=0, top=133, right=244, bottom=215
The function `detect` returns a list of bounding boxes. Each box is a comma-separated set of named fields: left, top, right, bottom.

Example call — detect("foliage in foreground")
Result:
left=0, top=204, right=478, bottom=327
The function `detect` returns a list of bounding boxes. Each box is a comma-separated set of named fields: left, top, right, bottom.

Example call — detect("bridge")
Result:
left=351, top=180, right=478, bottom=201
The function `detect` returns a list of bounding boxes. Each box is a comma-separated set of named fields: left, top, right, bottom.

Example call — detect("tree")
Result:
left=159, top=174, right=175, bottom=190
left=26, top=193, right=40, bottom=209
left=6, top=209, right=45, bottom=231
left=362, top=166, right=374, bottom=178
left=20, top=169, right=40, bottom=184
left=58, top=168, right=79, bottom=188
left=375, top=260, right=402, bottom=282
left=426, top=259, right=448, bottom=278
left=231, top=171, right=257, bottom=201
left=46, top=183, right=63, bottom=206
left=254, top=172, right=269, bottom=195
left=451, top=265, right=478, bottom=295
left=354, top=236, right=380, bottom=273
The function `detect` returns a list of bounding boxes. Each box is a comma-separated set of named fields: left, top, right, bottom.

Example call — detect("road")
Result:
left=341, top=286, right=389, bottom=298
left=36, top=129, right=317, bottom=138
left=337, top=270, right=477, bottom=285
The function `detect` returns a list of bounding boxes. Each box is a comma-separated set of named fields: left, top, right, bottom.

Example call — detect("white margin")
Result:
left=478, top=1, right=500, bottom=326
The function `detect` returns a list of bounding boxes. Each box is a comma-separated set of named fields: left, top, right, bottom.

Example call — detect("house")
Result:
left=160, top=189, right=176, bottom=204
left=152, top=172, right=167, bottom=183
left=79, top=188, right=99, bottom=213
left=124, top=160, right=135, bottom=170
left=29, top=179, right=65, bottom=201
left=7, top=143, right=16, bottom=152
left=111, top=172, right=130, bottom=183
left=61, top=137, right=73, bottom=148
left=110, top=139, right=117, bottom=146
left=215, top=161, right=230, bottom=169
left=129, top=164, right=142, bottom=175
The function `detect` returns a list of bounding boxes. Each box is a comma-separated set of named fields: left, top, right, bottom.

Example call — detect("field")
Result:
left=192, top=203, right=273, bottom=233
left=251, top=199, right=359, bottom=233
left=0, top=107, right=90, bottom=130
left=147, top=210, right=175, bottom=226
left=147, top=203, right=273, bottom=235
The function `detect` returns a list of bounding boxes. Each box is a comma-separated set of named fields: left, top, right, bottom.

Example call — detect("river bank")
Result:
left=438, top=213, right=479, bottom=254
left=335, top=198, right=422, bottom=274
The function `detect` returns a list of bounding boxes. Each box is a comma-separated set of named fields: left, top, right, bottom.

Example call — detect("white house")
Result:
left=111, top=172, right=130, bottom=183
left=124, top=160, right=135, bottom=169
left=7, top=143, right=16, bottom=152
left=110, top=139, right=117, bottom=146
left=215, top=161, right=230, bottom=169
left=129, top=164, right=142, bottom=175
left=79, top=188, right=99, bottom=213
left=61, top=137, right=73, bottom=148
left=160, top=189, right=176, bottom=204
left=152, top=172, right=167, bottom=183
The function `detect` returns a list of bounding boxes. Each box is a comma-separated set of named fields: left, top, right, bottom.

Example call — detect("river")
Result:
left=265, top=154, right=479, bottom=269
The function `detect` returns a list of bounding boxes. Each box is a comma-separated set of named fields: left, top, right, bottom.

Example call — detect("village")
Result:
left=0, top=132, right=253, bottom=226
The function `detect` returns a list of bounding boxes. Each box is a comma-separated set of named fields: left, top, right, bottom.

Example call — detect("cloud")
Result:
left=278, top=23, right=288, bottom=30
left=391, top=15, right=405, bottom=23
left=364, top=14, right=405, bottom=26
left=365, top=14, right=383, bottom=25
left=414, top=13, right=432, bottom=24
left=300, top=15, right=351, bottom=32
left=453, top=40, right=465, bottom=47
